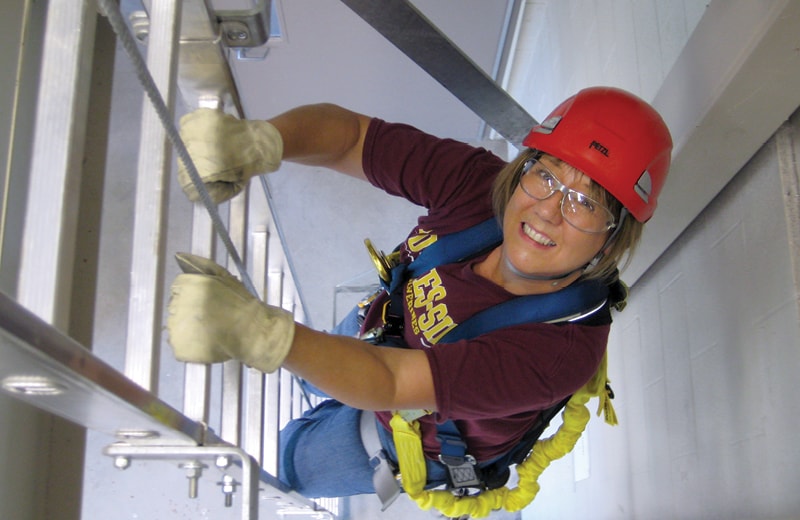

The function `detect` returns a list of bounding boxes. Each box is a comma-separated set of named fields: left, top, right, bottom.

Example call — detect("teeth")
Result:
left=523, top=223, right=556, bottom=246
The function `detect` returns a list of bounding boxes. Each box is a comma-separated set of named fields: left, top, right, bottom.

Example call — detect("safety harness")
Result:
left=360, top=218, right=623, bottom=517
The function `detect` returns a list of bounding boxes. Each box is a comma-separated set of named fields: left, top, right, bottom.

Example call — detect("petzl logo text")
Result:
left=589, top=140, right=609, bottom=157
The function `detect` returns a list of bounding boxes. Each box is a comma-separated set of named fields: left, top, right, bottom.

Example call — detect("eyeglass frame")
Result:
left=516, top=157, right=617, bottom=234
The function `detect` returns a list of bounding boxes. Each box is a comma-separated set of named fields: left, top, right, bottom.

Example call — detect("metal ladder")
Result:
left=1, top=0, right=535, bottom=517
left=0, top=0, right=334, bottom=517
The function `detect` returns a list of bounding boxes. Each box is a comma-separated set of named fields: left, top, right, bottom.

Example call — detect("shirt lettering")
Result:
left=407, top=268, right=456, bottom=345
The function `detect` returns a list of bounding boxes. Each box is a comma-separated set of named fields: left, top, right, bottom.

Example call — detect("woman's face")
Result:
left=501, top=155, right=611, bottom=281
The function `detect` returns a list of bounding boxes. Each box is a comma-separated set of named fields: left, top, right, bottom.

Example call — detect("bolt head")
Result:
left=114, top=456, right=131, bottom=470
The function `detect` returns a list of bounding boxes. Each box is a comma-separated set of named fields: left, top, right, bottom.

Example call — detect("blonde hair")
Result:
left=491, top=149, right=644, bottom=282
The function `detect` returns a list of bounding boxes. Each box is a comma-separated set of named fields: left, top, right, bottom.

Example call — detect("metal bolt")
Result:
left=2, top=375, right=66, bottom=395
left=215, top=455, right=230, bottom=469
left=227, top=30, right=249, bottom=41
left=179, top=461, right=206, bottom=499
left=129, top=11, right=150, bottom=43
left=223, top=21, right=251, bottom=43
left=219, top=474, right=237, bottom=508
left=116, top=429, right=159, bottom=440
left=113, top=456, right=131, bottom=470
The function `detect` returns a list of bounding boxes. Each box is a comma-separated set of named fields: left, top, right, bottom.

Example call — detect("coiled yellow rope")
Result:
left=390, top=351, right=617, bottom=518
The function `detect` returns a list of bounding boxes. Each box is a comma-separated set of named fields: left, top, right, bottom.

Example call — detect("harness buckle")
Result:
left=436, top=435, right=482, bottom=489
left=438, top=453, right=481, bottom=489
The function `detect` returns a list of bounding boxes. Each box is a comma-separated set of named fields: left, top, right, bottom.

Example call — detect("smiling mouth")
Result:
left=522, top=223, right=556, bottom=247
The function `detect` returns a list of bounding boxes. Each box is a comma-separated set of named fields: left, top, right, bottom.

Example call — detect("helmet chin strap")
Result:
left=505, top=257, right=585, bottom=283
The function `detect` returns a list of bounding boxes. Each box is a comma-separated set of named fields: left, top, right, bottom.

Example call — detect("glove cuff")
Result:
left=238, top=301, right=295, bottom=374
left=246, top=120, right=284, bottom=180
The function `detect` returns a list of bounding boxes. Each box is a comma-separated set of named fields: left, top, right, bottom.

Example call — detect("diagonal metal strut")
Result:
left=340, top=0, right=537, bottom=147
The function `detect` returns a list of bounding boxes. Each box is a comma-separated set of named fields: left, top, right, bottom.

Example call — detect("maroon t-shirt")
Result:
left=362, top=119, right=610, bottom=462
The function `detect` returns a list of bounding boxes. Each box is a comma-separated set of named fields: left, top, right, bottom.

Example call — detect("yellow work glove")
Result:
left=166, top=253, right=294, bottom=373
left=177, top=108, right=283, bottom=204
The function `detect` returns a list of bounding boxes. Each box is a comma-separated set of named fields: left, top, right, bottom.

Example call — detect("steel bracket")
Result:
left=103, top=443, right=332, bottom=519
left=217, top=0, right=271, bottom=48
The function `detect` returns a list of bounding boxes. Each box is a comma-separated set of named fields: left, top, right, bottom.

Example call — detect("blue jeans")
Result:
left=278, top=400, right=450, bottom=497
left=278, top=305, right=449, bottom=498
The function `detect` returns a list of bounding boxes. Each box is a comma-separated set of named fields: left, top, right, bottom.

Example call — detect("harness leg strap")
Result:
left=359, top=411, right=401, bottom=510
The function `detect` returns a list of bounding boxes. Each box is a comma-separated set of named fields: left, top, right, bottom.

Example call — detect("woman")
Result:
left=166, top=87, right=672, bottom=502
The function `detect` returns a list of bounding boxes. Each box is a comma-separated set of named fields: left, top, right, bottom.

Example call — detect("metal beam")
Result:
left=123, top=0, right=181, bottom=393
left=102, top=444, right=330, bottom=520
left=0, top=292, right=202, bottom=444
left=17, top=0, right=95, bottom=326
left=340, top=0, right=536, bottom=147
left=631, top=0, right=800, bottom=285
left=776, top=120, right=800, bottom=323
left=0, top=291, right=332, bottom=517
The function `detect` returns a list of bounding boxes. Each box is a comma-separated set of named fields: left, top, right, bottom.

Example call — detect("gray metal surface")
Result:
left=0, top=218, right=332, bottom=516
left=11, top=3, right=98, bottom=516
left=217, top=0, right=271, bottom=48
left=17, top=0, right=96, bottom=326
left=776, top=121, right=800, bottom=323
left=102, top=444, right=333, bottom=520
left=0, top=291, right=202, bottom=444
left=340, top=0, right=536, bottom=146
left=143, top=0, right=245, bottom=116
left=123, top=0, right=181, bottom=392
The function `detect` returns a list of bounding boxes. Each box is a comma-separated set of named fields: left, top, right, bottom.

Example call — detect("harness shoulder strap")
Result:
left=439, top=278, right=608, bottom=343
left=382, top=218, right=503, bottom=334
left=406, top=218, right=502, bottom=278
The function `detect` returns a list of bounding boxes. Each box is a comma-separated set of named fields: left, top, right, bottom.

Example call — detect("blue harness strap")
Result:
left=439, top=278, right=608, bottom=343
left=405, top=218, right=503, bottom=278
left=385, top=217, right=609, bottom=342
left=383, top=218, right=503, bottom=334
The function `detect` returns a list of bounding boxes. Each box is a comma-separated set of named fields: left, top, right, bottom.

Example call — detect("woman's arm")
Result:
left=268, top=103, right=372, bottom=181
left=167, top=254, right=435, bottom=411
left=283, top=324, right=437, bottom=412
left=177, top=103, right=372, bottom=203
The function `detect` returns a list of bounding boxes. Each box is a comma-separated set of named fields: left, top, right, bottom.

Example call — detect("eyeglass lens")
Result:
left=519, top=159, right=615, bottom=233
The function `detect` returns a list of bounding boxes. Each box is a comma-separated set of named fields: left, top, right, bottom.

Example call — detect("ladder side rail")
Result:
left=284, top=283, right=306, bottom=420
left=220, top=357, right=244, bottom=443
left=289, top=290, right=316, bottom=416
left=243, top=222, right=268, bottom=463
left=278, top=369, right=293, bottom=432
left=266, top=223, right=285, bottom=308
left=220, top=189, right=250, bottom=445
left=123, top=0, right=182, bottom=393
left=263, top=368, right=282, bottom=475
left=12, top=3, right=97, bottom=517
left=253, top=227, right=282, bottom=474
left=17, top=0, right=96, bottom=326
left=182, top=205, right=215, bottom=422
left=268, top=235, right=294, bottom=429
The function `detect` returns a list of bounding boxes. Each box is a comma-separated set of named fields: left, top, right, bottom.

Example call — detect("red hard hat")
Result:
left=522, top=87, right=672, bottom=222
